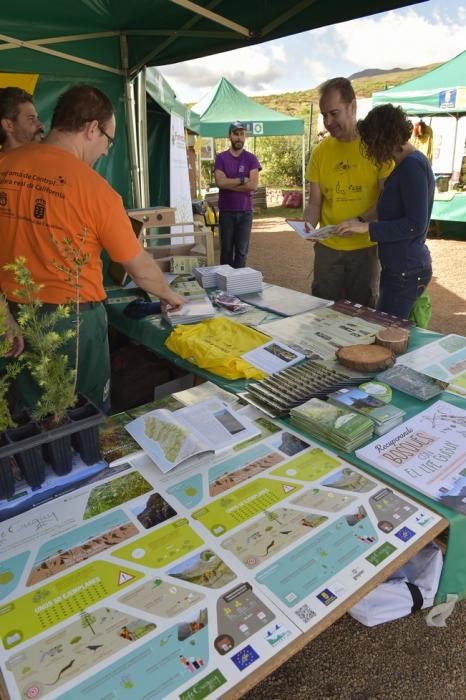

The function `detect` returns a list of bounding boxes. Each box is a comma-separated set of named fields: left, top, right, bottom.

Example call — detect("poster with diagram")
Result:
left=0, top=400, right=443, bottom=699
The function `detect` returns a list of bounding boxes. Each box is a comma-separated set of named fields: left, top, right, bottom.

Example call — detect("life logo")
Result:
left=252, top=122, right=264, bottom=135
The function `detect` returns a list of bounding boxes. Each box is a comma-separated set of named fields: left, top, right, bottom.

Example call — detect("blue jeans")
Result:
left=219, top=210, right=253, bottom=268
left=377, top=266, right=432, bottom=319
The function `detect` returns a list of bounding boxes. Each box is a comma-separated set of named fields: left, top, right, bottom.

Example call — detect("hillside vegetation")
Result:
left=253, top=63, right=440, bottom=118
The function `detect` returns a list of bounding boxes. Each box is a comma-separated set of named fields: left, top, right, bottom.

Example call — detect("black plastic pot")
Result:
left=0, top=394, right=105, bottom=500
left=43, top=433, right=73, bottom=475
left=68, top=395, right=105, bottom=465
left=7, top=420, right=46, bottom=489
left=0, top=434, right=15, bottom=499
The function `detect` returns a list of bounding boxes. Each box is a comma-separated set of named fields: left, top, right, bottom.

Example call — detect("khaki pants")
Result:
left=312, top=243, right=380, bottom=307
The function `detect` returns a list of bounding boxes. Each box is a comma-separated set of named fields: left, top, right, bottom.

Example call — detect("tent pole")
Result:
left=301, top=134, right=305, bottom=213
left=137, top=69, right=150, bottom=207
left=120, top=36, right=141, bottom=208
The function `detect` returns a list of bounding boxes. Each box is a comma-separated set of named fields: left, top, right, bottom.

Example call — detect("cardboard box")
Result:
left=127, top=206, right=176, bottom=228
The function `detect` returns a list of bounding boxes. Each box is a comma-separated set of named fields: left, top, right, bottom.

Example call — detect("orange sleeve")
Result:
left=94, top=183, right=143, bottom=263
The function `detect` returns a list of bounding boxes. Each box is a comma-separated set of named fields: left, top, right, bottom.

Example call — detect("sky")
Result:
left=158, top=0, right=465, bottom=105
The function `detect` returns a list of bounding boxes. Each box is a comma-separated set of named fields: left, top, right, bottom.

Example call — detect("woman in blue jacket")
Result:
left=335, top=104, right=434, bottom=319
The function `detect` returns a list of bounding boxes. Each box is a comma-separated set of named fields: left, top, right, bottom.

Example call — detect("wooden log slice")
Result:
left=375, top=327, right=410, bottom=354
left=336, top=344, right=395, bottom=371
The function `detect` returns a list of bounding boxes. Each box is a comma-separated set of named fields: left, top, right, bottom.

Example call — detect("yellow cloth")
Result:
left=165, top=317, right=270, bottom=380
left=0, top=73, right=39, bottom=93
left=306, top=137, right=393, bottom=251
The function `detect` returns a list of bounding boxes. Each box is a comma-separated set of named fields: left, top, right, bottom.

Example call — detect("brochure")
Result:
left=286, top=219, right=336, bottom=241
left=356, top=399, right=466, bottom=514
left=126, top=399, right=261, bottom=473
left=258, top=307, right=382, bottom=359
left=397, top=334, right=466, bottom=396
left=241, top=340, right=305, bottom=375
left=327, top=387, right=405, bottom=436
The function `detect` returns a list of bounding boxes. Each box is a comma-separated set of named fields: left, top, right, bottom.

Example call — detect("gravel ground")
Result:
left=242, top=217, right=466, bottom=700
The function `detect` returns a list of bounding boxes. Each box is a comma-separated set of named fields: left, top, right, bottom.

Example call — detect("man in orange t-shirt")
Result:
left=0, top=85, right=184, bottom=412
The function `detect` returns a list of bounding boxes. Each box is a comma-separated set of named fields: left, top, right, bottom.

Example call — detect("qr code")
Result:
left=295, top=604, right=316, bottom=624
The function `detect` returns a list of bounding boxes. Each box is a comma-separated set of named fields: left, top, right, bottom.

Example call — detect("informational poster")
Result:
left=357, top=399, right=466, bottom=515
left=200, top=138, right=214, bottom=161
left=0, top=398, right=443, bottom=700
left=170, top=111, right=194, bottom=240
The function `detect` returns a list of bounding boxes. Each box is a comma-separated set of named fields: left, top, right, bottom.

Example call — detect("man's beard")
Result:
left=231, top=140, right=243, bottom=151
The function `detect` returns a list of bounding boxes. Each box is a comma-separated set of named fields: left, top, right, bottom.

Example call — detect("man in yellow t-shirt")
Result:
left=304, top=78, right=393, bottom=305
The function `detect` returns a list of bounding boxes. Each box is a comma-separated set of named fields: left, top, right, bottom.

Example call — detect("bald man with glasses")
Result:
left=0, top=85, right=184, bottom=414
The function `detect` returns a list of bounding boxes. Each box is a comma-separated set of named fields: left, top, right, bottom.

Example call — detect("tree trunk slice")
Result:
left=375, top=327, right=410, bottom=354
left=336, top=344, right=395, bottom=371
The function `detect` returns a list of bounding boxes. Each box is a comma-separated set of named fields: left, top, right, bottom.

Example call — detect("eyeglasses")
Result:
left=98, top=124, right=115, bottom=149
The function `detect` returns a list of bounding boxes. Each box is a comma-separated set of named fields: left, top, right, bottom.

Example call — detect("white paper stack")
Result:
left=193, top=264, right=234, bottom=288
left=216, top=267, right=263, bottom=295
left=163, top=297, right=216, bottom=326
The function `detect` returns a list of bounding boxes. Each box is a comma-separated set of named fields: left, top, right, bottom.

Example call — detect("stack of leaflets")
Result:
left=162, top=296, right=216, bottom=326
left=169, top=277, right=207, bottom=300
left=193, top=264, right=233, bottom=288
left=170, top=256, right=206, bottom=275
left=240, top=359, right=371, bottom=417
left=327, top=387, right=406, bottom=436
left=377, top=365, right=448, bottom=400
left=290, top=398, right=374, bottom=453
left=216, top=267, right=263, bottom=294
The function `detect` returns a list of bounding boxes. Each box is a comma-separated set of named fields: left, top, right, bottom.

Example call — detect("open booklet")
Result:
left=241, top=339, right=305, bottom=374
left=125, top=398, right=260, bottom=473
left=286, top=219, right=336, bottom=241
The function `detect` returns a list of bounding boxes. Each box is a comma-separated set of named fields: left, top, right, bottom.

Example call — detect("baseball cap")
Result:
left=228, top=121, right=247, bottom=134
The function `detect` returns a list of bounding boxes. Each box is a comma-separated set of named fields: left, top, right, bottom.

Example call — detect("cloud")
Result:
left=159, top=43, right=288, bottom=99
left=332, top=9, right=465, bottom=70
left=303, top=58, right=329, bottom=88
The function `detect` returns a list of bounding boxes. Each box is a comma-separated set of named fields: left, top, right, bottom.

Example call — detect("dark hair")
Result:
left=357, top=104, right=413, bottom=165
left=319, top=77, right=355, bottom=104
left=0, top=87, right=34, bottom=145
left=51, top=85, right=114, bottom=132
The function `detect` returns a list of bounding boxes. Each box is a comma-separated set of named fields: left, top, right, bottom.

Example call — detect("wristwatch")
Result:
left=239, top=175, right=245, bottom=185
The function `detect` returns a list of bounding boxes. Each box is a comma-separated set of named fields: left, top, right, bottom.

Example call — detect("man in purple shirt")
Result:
left=214, top=121, right=261, bottom=267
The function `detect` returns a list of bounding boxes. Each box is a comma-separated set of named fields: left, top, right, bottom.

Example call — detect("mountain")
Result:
left=348, top=67, right=404, bottom=79
left=252, top=63, right=441, bottom=119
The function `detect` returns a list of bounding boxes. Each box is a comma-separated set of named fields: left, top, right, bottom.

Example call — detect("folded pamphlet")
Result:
left=286, top=219, right=336, bottom=241
left=126, top=399, right=260, bottom=473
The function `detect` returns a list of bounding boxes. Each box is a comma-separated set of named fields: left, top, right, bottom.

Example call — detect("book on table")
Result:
left=356, top=399, right=466, bottom=515
left=125, top=399, right=261, bottom=473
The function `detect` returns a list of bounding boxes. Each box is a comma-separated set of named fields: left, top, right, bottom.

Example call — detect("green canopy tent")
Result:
left=193, top=77, right=305, bottom=203
left=143, top=67, right=200, bottom=207
left=372, top=50, right=466, bottom=115
left=372, top=51, right=466, bottom=225
left=193, top=77, right=304, bottom=137
left=0, top=0, right=423, bottom=207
